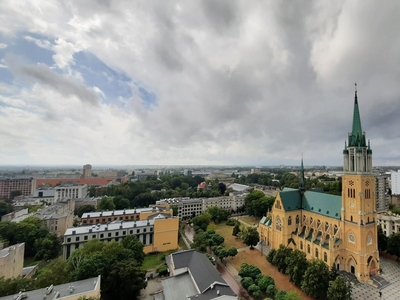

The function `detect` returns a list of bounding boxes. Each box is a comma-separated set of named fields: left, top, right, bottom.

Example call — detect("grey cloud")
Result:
left=201, top=0, right=239, bottom=34
left=5, top=54, right=99, bottom=106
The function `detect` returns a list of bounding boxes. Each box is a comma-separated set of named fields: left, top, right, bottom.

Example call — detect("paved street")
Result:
left=351, top=257, right=400, bottom=299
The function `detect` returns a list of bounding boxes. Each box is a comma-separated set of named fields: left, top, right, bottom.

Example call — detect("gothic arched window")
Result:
left=288, top=216, right=292, bottom=226
left=276, top=217, right=282, bottom=231
left=296, top=215, right=300, bottom=224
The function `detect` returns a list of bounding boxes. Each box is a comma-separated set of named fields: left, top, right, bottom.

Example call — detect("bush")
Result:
left=266, top=284, right=277, bottom=297
left=156, top=265, right=168, bottom=276
left=241, top=277, right=254, bottom=289
left=226, top=218, right=239, bottom=226
left=266, top=248, right=276, bottom=263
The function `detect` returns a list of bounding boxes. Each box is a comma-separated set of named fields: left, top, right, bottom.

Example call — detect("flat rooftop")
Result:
left=65, top=219, right=156, bottom=235
left=0, top=276, right=100, bottom=300
left=81, top=207, right=169, bottom=218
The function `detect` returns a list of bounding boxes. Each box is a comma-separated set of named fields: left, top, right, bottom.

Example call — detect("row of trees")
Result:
left=244, top=190, right=275, bottom=217
left=378, top=226, right=400, bottom=259
left=267, top=245, right=352, bottom=299
left=238, top=263, right=300, bottom=300
left=0, top=216, right=61, bottom=259
left=0, top=236, right=147, bottom=300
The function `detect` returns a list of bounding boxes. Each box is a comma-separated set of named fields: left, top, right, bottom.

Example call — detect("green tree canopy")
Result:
left=327, top=275, right=352, bottom=300
left=285, top=249, right=308, bottom=287
left=238, top=263, right=261, bottom=280
left=242, top=227, right=260, bottom=249
left=98, top=196, right=116, bottom=211
left=301, top=259, right=330, bottom=299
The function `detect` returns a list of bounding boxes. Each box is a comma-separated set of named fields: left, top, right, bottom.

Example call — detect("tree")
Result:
left=327, top=275, right=352, bottom=300
left=113, top=196, right=130, bottom=210
left=218, top=182, right=227, bottom=195
left=378, top=225, right=388, bottom=251
left=232, top=224, right=241, bottom=237
left=272, top=245, right=292, bottom=274
left=285, top=249, right=308, bottom=286
left=301, top=259, right=330, bottom=299
left=170, top=204, right=178, bottom=216
left=98, top=196, right=116, bottom=211
left=0, top=276, right=33, bottom=297
left=192, top=212, right=212, bottom=232
left=257, top=275, right=274, bottom=292
left=266, top=284, right=277, bottom=298
left=387, top=232, right=400, bottom=260
left=9, top=190, right=22, bottom=200
left=240, top=277, right=254, bottom=289
left=102, top=260, right=147, bottom=300
left=121, top=235, right=145, bottom=264
left=0, top=200, right=13, bottom=217
left=191, top=231, right=208, bottom=252
left=248, top=283, right=261, bottom=298
left=275, top=291, right=287, bottom=300
left=34, top=233, right=62, bottom=260
left=242, top=227, right=259, bottom=249
left=227, top=247, right=238, bottom=259
left=238, top=263, right=261, bottom=280
left=72, top=252, right=109, bottom=280
left=34, top=258, right=69, bottom=288
left=210, top=234, right=225, bottom=246
left=266, top=248, right=276, bottom=263
left=283, top=290, right=301, bottom=300
left=76, top=204, right=96, bottom=217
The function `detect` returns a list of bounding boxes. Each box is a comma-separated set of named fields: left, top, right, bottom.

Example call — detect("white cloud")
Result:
left=0, top=0, right=399, bottom=165
left=0, top=43, right=7, bottom=49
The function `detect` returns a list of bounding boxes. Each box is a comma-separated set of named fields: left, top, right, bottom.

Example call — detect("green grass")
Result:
left=239, top=216, right=261, bottom=226
left=178, top=238, right=188, bottom=250
left=142, top=250, right=175, bottom=271
left=213, top=222, right=246, bottom=249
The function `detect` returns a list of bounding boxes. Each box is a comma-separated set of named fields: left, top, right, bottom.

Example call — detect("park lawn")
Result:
left=214, top=223, right=246, bottom=250
left=239, top=216, right=261, bottom=226
left=229, top=249, right=313, bottom=300
left=178, top=238, right=188, bottom=250
left=142, top=250, right=176, bottom=271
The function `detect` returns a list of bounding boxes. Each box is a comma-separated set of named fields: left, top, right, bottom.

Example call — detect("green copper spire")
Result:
left=348, top=84, right=366, bottom=147
left=299, top=157, right=305, bottom=193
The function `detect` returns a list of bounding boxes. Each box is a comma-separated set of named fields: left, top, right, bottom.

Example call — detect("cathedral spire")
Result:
left=349, top=83, right=366, bottom=147
left=299, top=156, right=305, bottom=193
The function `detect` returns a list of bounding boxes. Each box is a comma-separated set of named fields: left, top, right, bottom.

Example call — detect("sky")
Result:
left=0, top=1, right=399, bottom=167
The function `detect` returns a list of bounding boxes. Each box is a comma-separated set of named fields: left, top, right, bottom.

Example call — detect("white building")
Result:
left=375, top=174, right=390, bottom=212
left=391, top=170, right=400, bottom=195
left=156, top=195, right=246, bottom=219
left=377, top=212, right=400, bottom=237
left=55, top=184, right=87, bottom=202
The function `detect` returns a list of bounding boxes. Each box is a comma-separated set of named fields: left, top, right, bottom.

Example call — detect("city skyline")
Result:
left=1, top=1, right=400, bottom=166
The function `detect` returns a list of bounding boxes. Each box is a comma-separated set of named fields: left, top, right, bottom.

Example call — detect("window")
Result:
left=334, top=225, right=338, bottom=235
left=150, top=228, right=153, bottom=232
left=325, top=222, right=329, bottom=231
left=92, top=235, right=96, bottom=239
left=144, top=228, right=147, bottom=233
left=116, top=232, right=119, bottom=236
left=76, top=237, right=80, bottom=242
left=367, top=235, right=372, bottom=245
left=300, top=241, right=303, bottom=250
left=276, top=217, right=282, bottom=231
left=310, top=217, right=313, bottom=225
left=130, top=230, right=133, bottom=234
left=315, top=248, right=318, bottom=258
left=288, top=216, right=292, bottom=226
left=84, top=236, right=88, bottom=241
left=307, top=244, right=310, bottom=253
left=123, top=231, right=126, bottom=235
left=67, top=238, right=71, bottom=242
left=100, top=234, right=104, bottom=238
left=348, top=233, right=355, bottom=244
left=296, top=215, right=299, bottom=224
left=351, top=216, right=353, bottom=222
left=317, top=220, right=321, bottom=228
left=324, top=252, right=327, bottom=262
left=108, top=233, right=112, bottom=237
left=137, top=229, right=140, bottom=233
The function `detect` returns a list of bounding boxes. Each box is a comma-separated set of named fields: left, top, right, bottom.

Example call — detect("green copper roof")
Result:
left=348, top=90, right=366, bottom=147
left=278, top=187, right=341, bottom=220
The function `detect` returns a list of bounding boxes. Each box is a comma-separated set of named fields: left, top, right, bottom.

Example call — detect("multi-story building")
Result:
left=80, top=207, right=173, bottom=225
left=0, top=178, right=35, bottom=200
left=54, top=184, right=87, bottom=202
left=63, top=215, right=179, bottom=259
left=392, top=170, right=400, bottom=195
left=14, top=187, right=56, bottom=206
left=82, top=164, right=92, bottom=178
left=156, top=195, right=246, bottom=219
left=377, top=212, right=400, bottom=236
left=0, top=276, right=101, bottom=300
left=375, top=174, right=390, bottom=212
left=0, top=243, right=24, bottom=279
left=258, top=89, right=379, bottom=283
left=10, top=200, right=75, bottom=236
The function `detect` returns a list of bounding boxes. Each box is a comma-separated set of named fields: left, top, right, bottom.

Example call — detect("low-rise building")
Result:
left=55, top=184, right=87, bottom=202
left=63, top=215, right=179, bottom=259
left=0, top=243, right=24, bottom=279
left=0, top=276, right=101, bottom=300
left=1, top=208, right=29, bottom=222
left=161, top=250, right=237, bottom=300
left=80, top=206, right=173, bottom=225
left=14, top=187, right=55, bottom=206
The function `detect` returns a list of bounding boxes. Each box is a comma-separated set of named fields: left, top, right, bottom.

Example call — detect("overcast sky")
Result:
left=0, top=1, right=399, bottom=167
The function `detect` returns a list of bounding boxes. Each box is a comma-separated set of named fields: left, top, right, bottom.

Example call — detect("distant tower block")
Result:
left=82, top=164, right=92, bottom=178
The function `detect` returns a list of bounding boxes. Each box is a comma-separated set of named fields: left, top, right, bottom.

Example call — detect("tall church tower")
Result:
left=341, top=85, right=379, bottom=282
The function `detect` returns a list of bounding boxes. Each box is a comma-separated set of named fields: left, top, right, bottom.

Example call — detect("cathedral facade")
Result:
left=258, top=89, right=379, bottom=283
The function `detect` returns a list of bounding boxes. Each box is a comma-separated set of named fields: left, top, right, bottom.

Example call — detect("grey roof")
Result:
left=162, top=273, right=198, bottom=299
left=228, top=183, right=251, bottom=192
left=0, top=276, right=100, bottom=300
left=168, top=250, right=236, bottom=299
left=64, top=219, right=154, bottom=235
left=81, top=206, right=168, bottom=218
